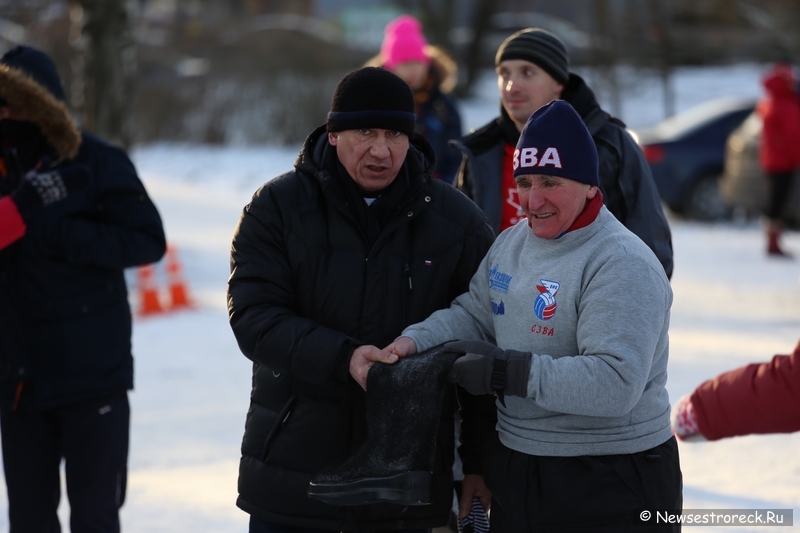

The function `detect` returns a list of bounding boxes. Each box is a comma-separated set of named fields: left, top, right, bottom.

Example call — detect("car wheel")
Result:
left=686, top=175, right=732, bottom=221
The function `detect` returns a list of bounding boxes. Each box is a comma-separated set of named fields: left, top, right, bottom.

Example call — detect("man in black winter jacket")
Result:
left=0, top=47, right=166, bottom=532
left=228, top=67, right=496, bottom=533
left=452, top=28, right=674, bottom=279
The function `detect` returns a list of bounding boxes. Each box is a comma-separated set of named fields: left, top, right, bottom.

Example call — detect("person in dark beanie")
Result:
left=389, top=100, right=682, bottom=531
left=0, top=46, right=165, bottom=532
left=228, top=66, right=496, bottom=533
left=451, top=27, right=674, bottom=280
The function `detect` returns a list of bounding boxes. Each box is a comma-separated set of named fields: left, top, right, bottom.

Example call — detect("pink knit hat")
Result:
left=381, top=15, right=431, bottom=70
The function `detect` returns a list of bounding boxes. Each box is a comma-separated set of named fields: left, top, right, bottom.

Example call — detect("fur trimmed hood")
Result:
left=0, top=64, right=81, bottom=161
left=364, top=45, right=459, bottom=94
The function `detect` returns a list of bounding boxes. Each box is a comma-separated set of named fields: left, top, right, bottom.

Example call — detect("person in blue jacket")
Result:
left=367, top=14, right=464, bottom=185
left=0, top=46, right=166, bottom=533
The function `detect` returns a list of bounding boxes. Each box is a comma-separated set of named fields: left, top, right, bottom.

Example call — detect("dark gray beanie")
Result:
left=495, top=28, right=569, bottom=85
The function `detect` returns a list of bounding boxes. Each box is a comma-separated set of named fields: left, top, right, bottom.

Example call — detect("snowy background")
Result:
left=2, top=64, right=799, bottom=531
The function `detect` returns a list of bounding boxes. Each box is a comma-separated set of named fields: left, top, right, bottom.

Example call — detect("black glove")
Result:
left=445, top=339, right=532, bottom=405
left=11, top=164, right=89, bottom=222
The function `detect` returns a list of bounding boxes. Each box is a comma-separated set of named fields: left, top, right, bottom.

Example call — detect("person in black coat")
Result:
left=0, top=46, right=166, bottom=532
left=228, top=67, right=496, bottom=533
left=451, top=28, right=674, bottom=279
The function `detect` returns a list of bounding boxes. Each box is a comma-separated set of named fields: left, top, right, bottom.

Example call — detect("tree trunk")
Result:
left=459, top=0, right=502, bottom=97
left=591, top=0, right=622, bottom=118
left=650, top=0, right=675, bottom=118
left=73, top=0, right=136, bottom=149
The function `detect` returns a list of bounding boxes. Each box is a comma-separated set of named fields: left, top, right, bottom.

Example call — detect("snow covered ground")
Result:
left=2, top=63, right=799, bottom=531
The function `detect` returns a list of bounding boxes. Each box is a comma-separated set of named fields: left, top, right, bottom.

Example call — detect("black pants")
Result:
left=0, top=388, right=129, bottom=533
left=484, top=434, right=682, bottom=532
left=766, top=171, right=794, bottom=220
left=248, top=516, right=430, bottom=533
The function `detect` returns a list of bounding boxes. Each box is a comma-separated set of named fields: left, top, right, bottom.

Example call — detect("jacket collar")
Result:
left=298, top=125, right=434, bottom=189
left=561, top=73, right=615, bottom=135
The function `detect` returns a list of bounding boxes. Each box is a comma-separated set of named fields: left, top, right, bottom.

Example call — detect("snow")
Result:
left=3, top=62, right=799, bottom=532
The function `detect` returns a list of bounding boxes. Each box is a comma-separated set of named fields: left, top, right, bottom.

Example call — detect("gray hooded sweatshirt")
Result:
left=402, top=206, right=673, bottom=456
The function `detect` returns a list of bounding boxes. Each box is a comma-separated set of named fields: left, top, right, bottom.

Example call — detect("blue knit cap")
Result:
left=0, top=46, right=65, bottom=101
left=513, top=99, right=598, bottom=186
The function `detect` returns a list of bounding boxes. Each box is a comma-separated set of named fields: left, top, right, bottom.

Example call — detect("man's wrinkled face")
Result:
left=515, top=173, right=597, bottom=239
left=497, top=59, right=564, bottom=131
left=329, top=128, right=410, bottom=193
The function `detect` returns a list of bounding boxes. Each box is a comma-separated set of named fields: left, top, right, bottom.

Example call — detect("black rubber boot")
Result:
left=307, top=343, right=460, bottom=506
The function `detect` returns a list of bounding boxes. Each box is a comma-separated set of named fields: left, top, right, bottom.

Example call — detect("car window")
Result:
left=686, top=109, right=753, bottom=143
left=652, top=99, right=755, bottom=140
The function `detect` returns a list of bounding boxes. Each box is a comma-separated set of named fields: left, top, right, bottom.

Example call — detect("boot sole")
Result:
left=307, top=471, right=432, bottom=506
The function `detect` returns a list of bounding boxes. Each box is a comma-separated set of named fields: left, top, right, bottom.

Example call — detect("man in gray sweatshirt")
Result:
left=389, top=100, right=682, bottom=531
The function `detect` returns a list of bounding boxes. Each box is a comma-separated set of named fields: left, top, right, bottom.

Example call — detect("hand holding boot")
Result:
left=385, top=336, right=417, bottom=357
left=349, top=345, right=398, bottom=390
left=445, top=340, right=532, bottom=403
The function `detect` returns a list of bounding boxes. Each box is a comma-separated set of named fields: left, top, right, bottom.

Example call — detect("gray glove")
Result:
left=444, top=340, right=532, bottom=405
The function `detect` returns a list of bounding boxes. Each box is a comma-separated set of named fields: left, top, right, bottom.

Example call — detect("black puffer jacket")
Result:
left=0, top=49, right=166, bottom=409
left=452, top=73, right=674, bottom=279
left=228, top=126, right=496, bottom=531
left=0, top=133, right=166, bottom=408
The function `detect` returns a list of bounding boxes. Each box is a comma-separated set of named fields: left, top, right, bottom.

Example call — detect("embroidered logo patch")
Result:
left=533, top=280, right=560, bottom=320
left=489, top=264, right=512, bottom=293
left=491, top=299, right=505, bottom=316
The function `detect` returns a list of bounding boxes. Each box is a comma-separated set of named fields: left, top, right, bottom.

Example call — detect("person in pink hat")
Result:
left=367, top=14, right=464, bottom=185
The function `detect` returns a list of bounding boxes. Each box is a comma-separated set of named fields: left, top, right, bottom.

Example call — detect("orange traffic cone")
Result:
left=137, top=264, right=164, bottom=316
left=165, top=244, right=193, bottom=310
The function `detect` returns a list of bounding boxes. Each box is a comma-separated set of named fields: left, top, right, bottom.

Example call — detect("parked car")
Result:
left=720, top=110, right=800, bottom=227
left=631, top=96, right=756, bottom=220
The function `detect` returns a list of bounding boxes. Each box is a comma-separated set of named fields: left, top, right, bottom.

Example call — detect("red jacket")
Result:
left=0, top=195, right=26, bottom=250
left=691, top=339, right=800, bottom=440
left=757, top=64, right=800, bottom=174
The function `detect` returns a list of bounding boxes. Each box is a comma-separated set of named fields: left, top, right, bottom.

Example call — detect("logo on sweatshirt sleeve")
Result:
left=533, top=280, right=560, bottom=320
left=489, top=264, right=512, bottom=293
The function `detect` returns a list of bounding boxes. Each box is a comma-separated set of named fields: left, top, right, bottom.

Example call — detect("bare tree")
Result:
left=407, top=0, right=502, bottom=96
left=737, top=0, right=800, bottom=61
left=417, top=0, right=456, bottom=48
left=458, top=0, right=502, bottom=96
left=589, top=0, right=621, bottom=118
left=71, top=0, right=136, bottom=149
left=649, top=0, right=676, bottom=118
